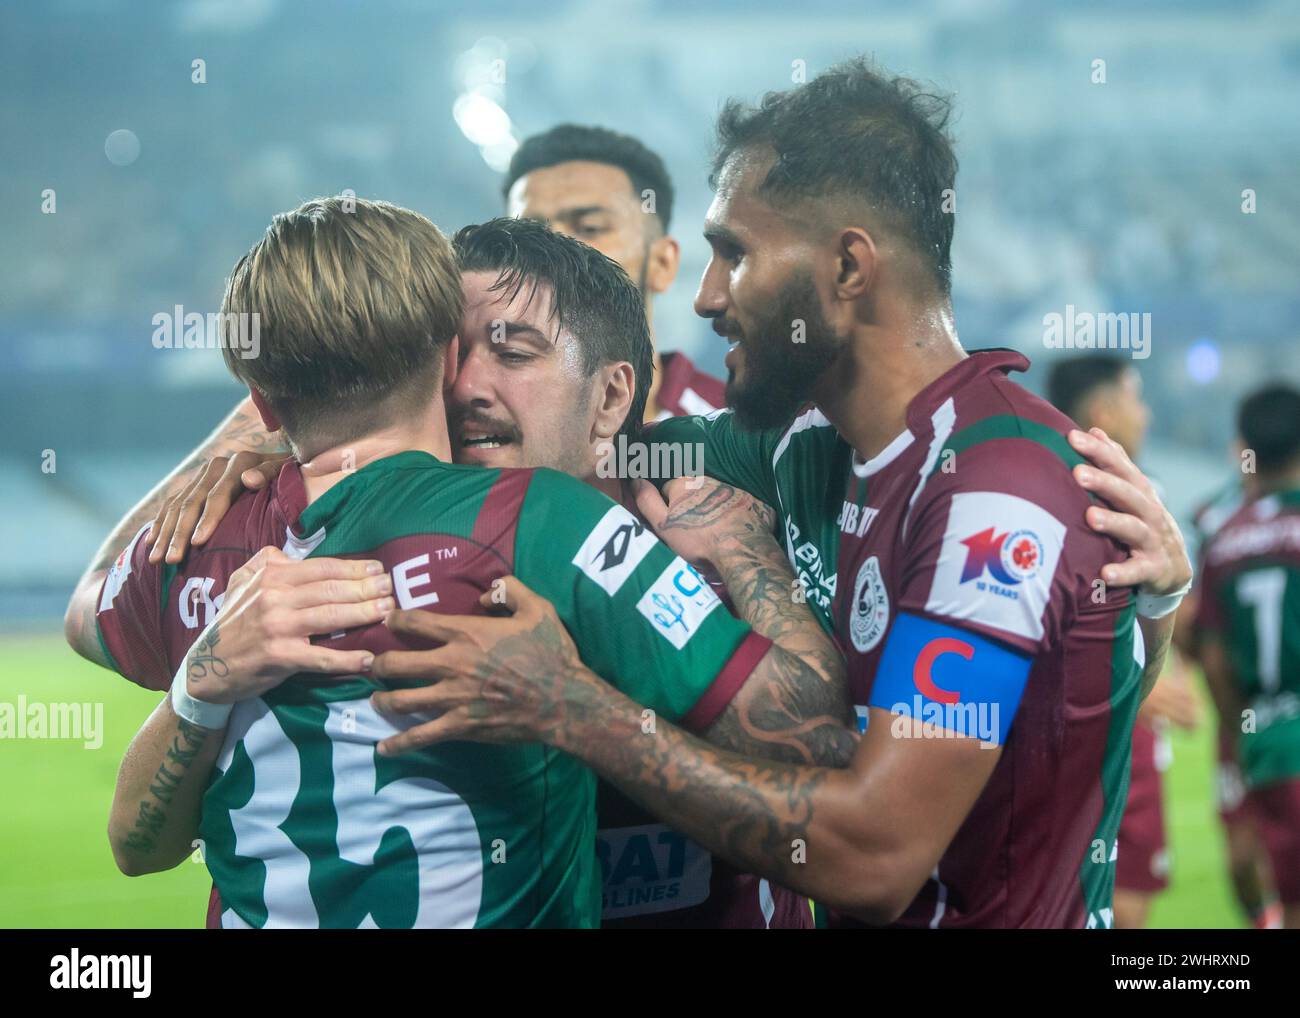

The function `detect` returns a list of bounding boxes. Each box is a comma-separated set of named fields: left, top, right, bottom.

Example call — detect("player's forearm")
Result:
left=550, top=668, right=904, bottom=922
left=1137, top=612, right=1174, bottom=701
left=109, top=693, right=223, bottom=876
left=710, top=531, right=848, bottom=703
left=701, top=529, right=855, bottom=767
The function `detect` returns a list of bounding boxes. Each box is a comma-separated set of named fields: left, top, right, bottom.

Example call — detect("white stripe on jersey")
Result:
left=772, top=407, right=835, bottom=562
left=902, top=397, right=957, bottom=541
left=929, top=865, right=948, bottom=929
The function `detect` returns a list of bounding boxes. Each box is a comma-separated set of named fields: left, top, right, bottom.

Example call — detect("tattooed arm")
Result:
left=634, top=476, right=852, bottom=766
left=109, top=548, right=388, bottom=874
left=370, top=576, right=998, bottom=923
left=64, top=396, right=288, bottom=668
left=109, top=688, right=225, bottom=875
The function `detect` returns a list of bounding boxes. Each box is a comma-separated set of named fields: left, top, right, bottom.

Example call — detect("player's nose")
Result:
left=694, top=257, right=729, bottom=320
left=449, top=345, right=496, bottom=408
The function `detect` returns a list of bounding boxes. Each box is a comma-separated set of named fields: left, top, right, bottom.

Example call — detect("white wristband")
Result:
left=1136, top=577, right=1192, bottom=620
left=171, top=663, right=233, bottom=729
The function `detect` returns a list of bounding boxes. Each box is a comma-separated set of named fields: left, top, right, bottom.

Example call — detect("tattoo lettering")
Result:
left=125, top=719, right=211, bottom=858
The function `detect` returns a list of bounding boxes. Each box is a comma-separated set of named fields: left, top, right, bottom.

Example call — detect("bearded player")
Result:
left=67, top=201, right=851, bottom=927
left=369, top=58, right=1194, bottom=928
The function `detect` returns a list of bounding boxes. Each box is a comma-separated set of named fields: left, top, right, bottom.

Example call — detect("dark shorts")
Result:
left=1247, top=778, right=1300, bottom=905
left=1116, top=722, right=1169, bottom=893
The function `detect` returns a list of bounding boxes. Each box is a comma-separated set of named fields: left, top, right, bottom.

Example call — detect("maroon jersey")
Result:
left=832, top=350, right=1143, bottom=928
left=654, top=350, right=726, bottom=419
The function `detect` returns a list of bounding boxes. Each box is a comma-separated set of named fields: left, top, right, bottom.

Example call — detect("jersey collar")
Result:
left=904, top=348, right=1029, bottom=434
left=280, top=450, right=446, bottom=538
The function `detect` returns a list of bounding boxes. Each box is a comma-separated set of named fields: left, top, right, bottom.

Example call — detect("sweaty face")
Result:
left=695, top=153, right=846, bottom=429
left=448, top=270, right=598, bottom=477
left=506, top=161, right=651, bottom=291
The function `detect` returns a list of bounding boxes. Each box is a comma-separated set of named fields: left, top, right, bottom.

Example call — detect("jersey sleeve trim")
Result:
left=94, top=616, right=122, bottom=674
left=680, top=630, right=772, bottom=732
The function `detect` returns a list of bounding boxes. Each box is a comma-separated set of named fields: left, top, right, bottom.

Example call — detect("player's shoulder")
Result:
left=907, top=360, right=1107, bottom=570
left=1202, top=488, right=1300, bottom=565
left=930, top=367, right=1088, bottom=507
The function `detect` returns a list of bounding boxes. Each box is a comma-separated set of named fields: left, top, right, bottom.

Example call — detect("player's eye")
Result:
left=714, top=240, right=743, bottom=265
left=497, top=348, right=533, bottom=365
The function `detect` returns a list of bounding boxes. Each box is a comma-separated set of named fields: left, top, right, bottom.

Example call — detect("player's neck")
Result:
left=298, top=400, right=454, bottom=504
left=1256, top=464, right=1300, bottom=495
left=814, top=300, right=964, bottom=461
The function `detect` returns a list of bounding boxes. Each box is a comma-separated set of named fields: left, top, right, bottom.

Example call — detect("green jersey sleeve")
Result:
left=513, top=468, right=771, bottom=730
left=646, top=410, right=783, bottom=510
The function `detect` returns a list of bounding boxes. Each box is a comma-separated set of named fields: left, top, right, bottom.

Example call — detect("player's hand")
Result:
left=1068, top=427, right=1193, bottom=595
left=370, top=576, right=590, bottom=755
left=147, top=452, right=289, bottom=565
left=182, top=546, right=392, bottom=705
left=632, top=476, right=778, bottom=570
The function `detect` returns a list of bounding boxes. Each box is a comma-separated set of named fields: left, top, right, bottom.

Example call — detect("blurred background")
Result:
left=1, top=0, right=1297, bottom=927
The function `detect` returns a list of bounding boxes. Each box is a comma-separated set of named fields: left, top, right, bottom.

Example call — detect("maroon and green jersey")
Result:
left=96, top=451, right=769, bottom=928
left=654, top=350, right=1145, bottom=928
left=1195, top=487, right=1300, bottom=789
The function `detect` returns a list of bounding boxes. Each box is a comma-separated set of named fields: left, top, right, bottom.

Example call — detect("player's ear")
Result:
left=835, top=226, right=877, bottom=299
left=645, top=233, right=680, bottom=297
left=248, top=388, right=281, bottom=432
left=591, top=361, right=635, bottom=442
left=442, top=335, right=461, bottom=391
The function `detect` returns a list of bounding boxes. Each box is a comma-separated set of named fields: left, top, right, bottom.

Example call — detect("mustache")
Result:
left=711, top=317, right=744, bottom=341
left=449, top=409, right=522, bottom=443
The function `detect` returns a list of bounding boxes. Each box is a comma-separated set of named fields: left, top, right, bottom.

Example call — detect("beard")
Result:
left=724, top=271, right=845, bottom=430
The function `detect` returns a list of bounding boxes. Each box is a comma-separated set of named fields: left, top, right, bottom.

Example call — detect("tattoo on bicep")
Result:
left=706, top=648, right=857, bottom=768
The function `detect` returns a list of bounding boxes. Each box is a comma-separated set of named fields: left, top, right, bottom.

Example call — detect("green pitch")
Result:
left=0, top=633, right=1247, bottom=928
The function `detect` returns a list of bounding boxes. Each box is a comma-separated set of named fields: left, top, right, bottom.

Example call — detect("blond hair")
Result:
left=221, top=196, right=461, bottom=449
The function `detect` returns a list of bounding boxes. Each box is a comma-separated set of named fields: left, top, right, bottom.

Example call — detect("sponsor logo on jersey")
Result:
left=178, top=576, right=224, bottom=630
left=849, top=555, right=890, bottom=652
left=784, top=517, right=836, bottom=613
left=573, top=505, right=658, bottom=596
left=636, top=558, right=722, bottom=649
left=925, top=491, right=1065, bottom=642
left=98, top=523, right=151, bottom=612
left=838, top=501, right=879, bottom=538
left=597, top=823, right=711, bottom=919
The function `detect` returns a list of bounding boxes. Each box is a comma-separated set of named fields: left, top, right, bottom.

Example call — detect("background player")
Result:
left=1196, top=383, right=1300, bottom=928
left=1047, top=354, right=1201, bottom=928
left=503, top=124, right=724, bottom=420
left=363, top=58, right=1194, bottom=928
